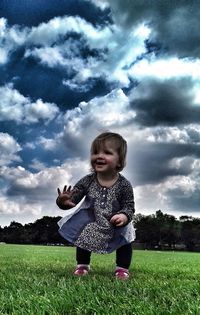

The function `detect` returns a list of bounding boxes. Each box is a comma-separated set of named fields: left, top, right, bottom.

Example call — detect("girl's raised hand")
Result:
left=57, top=185, right=76, bottom=208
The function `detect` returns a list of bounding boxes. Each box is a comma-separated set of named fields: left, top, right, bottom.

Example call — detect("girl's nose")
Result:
left=97, top=151, right=104, bottom=158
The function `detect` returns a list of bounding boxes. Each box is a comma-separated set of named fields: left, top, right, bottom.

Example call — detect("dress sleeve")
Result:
left=118, top=178, right=135, bottom=223
left=71, top=174, right=93, bottom=205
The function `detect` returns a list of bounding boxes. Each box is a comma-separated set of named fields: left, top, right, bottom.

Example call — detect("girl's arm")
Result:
left=56, top=174, right=93, bottom=210
left=117, top=179, right=135, bottom=223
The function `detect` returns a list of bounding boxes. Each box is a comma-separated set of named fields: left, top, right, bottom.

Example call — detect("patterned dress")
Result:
left=58, top=173, right=136, bottom=254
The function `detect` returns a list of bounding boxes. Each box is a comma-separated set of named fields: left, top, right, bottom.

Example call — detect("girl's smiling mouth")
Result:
left=95, top=159, right=106, bottom=165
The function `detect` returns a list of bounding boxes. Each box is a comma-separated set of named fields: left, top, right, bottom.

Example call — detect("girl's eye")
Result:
left=105, top=150, right=113, bottom=155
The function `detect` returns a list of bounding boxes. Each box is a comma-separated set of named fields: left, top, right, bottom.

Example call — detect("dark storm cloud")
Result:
left=6, top=182, right=45, bottom=201
left=107, top=0, right=200, bottom=57
left=131, top=79, right=200, bottom=127
left=128, top=141, right=200, bottom=186
left=167, top=187, right=200, bottom=213
left=0, top=0, right=110, bottom=27
left=187, top=127, right=200, bottom=143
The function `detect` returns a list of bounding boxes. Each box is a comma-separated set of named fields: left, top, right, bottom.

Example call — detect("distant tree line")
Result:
left=0, top=216, right=64, bottom=246
left=133, top=210, right=200, bottom=252
left=0, top=210, right=200, bottom=251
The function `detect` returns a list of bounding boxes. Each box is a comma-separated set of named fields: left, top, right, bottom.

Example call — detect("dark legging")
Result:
left=76, top=243, right=132, bottom=269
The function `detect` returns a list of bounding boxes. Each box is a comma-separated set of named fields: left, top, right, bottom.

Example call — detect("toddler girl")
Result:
left=56, top=132, right=135, bottom=279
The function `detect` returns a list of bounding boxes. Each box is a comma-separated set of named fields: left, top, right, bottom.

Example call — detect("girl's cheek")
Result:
left=91, top=157, right=95, bottom=164
left=90, top=158, right=96, bottom=168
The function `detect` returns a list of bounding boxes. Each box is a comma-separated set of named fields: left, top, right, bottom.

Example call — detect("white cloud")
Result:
left=132, top=170, right=200, bottom=218
left=133, top=182, right=169, bottom=215
left=27, top=15, right=113, bottom=47
left=29, top=159, right=47, bottom=171
left=86, top=0, right=109, bottom=10
left=1, top=161, right=88, bottom=199
left=34, top=89, right=136, bottom=157
left=0, top=48, right=7, bottom=64
left=25, top=99, right=59, bottom=123
left=24, top=142, right=36, bottom=150
left=132, top=125, right=200, bottom=145
left=25, top=16, right=149, bottom=87
left=0, top=133, right=21, bottom=166
left=25, top=47, right=66, bottom=68
left=131, top=57, right=200, bottom=81
left=0, top=18, right=27, bottom=64
left=0, top=84, right=59, bottom=124
left=0, top=160, right=89, bottom=222
left=0, top=196, right=42, bottom=216
left=1, top=15, right=149, bottom=87
left=38, top=136, right=59, bottom=151
left=64, top=88, right=135, bottom=131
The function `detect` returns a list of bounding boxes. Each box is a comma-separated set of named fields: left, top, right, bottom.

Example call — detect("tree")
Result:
left=155, top=210, right=181, bottom=249
left=180, top=218, right=200, bottom=251
left=135, top=210, right=181, bottom=250
left=1, top=217, right=63, bottom=245
left=0, top=226, right=3, bottom=242
left=2, top=221, right=24, bottom=244
left=30, top=216, right=63, bottom=244
left=135, top=214, right=159, bottom=249
left=1, top=213, right=199, bottom=251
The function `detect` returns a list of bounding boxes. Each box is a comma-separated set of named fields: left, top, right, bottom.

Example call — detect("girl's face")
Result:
left=91, top=140, right=120, bottom=175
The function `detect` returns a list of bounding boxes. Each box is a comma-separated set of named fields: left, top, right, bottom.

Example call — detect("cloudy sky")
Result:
left=1, top=0, right=200, bottom=227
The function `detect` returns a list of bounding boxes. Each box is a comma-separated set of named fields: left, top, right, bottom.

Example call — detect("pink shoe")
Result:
left=115, top=268, right=129, bottom=280
left=74, top=265, right=89, bottom=276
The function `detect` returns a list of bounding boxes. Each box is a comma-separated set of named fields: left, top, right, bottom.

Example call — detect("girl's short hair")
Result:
left=90, top=132, right=127, bottom=172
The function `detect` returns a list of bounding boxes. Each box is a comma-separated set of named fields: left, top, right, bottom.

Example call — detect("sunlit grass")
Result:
left=0, top=244, right=200, bottom=315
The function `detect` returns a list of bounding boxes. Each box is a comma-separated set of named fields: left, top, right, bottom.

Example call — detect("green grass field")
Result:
left=0, top=244, right=199, bottom=315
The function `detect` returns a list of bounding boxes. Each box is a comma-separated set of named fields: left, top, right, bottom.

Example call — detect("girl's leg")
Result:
left=74, top=247, right=91, bottom=276
left=76, top=246, right=91, bottom=265
left=116, top=243, right=132, bottom=269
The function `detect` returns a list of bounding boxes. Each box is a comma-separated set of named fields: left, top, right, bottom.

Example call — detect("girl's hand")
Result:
left=57, top=185, right=76, bottom=208
left=110, top=213, right=128, bottom=227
